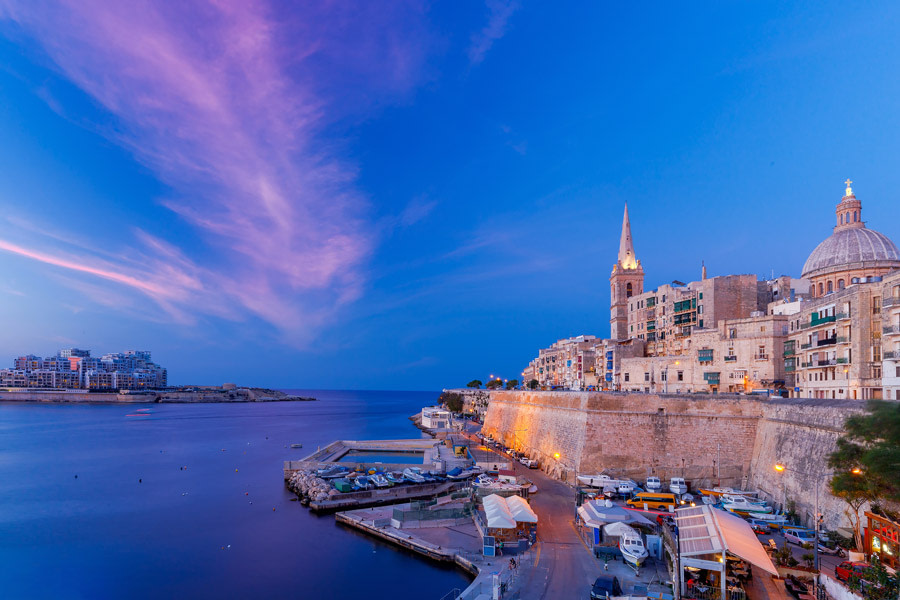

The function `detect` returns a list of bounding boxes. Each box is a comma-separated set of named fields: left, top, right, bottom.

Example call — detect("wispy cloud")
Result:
left=0, top=1, right=431, bottom=342
left=468, top=0, right=519, bottom=65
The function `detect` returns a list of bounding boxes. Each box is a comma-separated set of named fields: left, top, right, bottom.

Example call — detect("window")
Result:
left=661, top=371, right=667, bottom=381
left=644, top=372, right=650, bottom=382
left=827, top=281, right=833, bottom=294
left=838, top=279, right=845, bottom=290
left=873, top=365, right=882, bottom=378
left=698, top=305, right=704, bottom=314
left=853, top=211, right=857, bottom=222
left=626, top=283, right=633, bottom=298
left=677, top=371, right=684, bottom=381
left=818, top=282, right=824, bottom=296
left=624, top=373, right=630, bottom=382
left=896, top=366, right=900, bottom=378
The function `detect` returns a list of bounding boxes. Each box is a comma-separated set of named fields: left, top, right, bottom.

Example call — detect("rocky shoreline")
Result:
left=286, top=471, right=336, bottom=505
left=0, top=387, right=316, bottom=404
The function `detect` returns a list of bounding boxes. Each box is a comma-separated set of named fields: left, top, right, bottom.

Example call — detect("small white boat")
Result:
left=619, top=527, right=649, bottom=568
left=748, top=511, right=789, bottom=523
left=722, top=496, right=773, bottom=514
left=578, top=474, right=615, bottom=488
left=370, top=474, right=391, bottom=488
left=669, top=477, right=688, bottom=495
left=645, top=476, right=661, bottom=491
left=403, top=468, right=426, bottom=483
left=617, top=481, right=636, bottom=495
left=721, top=493, right=766, bottom=505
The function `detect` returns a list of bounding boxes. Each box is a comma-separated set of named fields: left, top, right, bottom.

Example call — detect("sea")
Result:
left=0, top=390, right=471, bottom=599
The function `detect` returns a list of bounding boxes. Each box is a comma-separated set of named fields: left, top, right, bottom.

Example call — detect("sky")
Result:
left=1, top=2, right=899, bottom=390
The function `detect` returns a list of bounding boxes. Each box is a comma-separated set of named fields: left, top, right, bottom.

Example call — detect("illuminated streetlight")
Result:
left=774, top=464, right=785, bottom=472
left=851, top=467, right=862, bottom=475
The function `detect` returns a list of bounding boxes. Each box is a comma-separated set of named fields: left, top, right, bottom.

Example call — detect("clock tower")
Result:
left=609, top=203, right=644, bottom=340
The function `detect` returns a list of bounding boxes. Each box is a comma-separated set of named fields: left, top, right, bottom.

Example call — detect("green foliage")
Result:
left=485, top=379, right=503, bottom=390
left=466, top=380, right=482, bottom=389
left=801, top=552, right=814, bottom=569
left=845, top=557, right=899, bottom=600
left=773, top=544, right=793, bottom=567
left=505, top=379, right=519, bottom=390
left=828, top=400, right=900, bottom=549
left=439, top=392, right=464, bottom=413
left=528, top=379, right=539, bottom=390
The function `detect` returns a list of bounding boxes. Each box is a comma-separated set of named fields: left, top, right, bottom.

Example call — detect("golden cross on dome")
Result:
left=844, top=178, right=853, bottom=195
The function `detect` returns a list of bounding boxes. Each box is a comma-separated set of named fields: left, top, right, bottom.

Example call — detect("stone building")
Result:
left=802, top=180, right=900, bottom=298
left=609, top=204, right=644, bottom=340
left=883, top=270, right=900, bottom=400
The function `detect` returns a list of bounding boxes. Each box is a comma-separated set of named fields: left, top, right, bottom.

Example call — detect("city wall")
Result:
left=476, top=390, right=859, bottom=530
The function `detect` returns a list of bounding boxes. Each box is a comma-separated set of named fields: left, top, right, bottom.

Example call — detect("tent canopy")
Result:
left=482, top=494, right=516, bottom=529
left=506, top=495, right=538, bottom=523
left=675, top=504, right=777, bottom=576
left=580, top=499, right=654, bottom=527
left=604, top=521, right=637, bottom=537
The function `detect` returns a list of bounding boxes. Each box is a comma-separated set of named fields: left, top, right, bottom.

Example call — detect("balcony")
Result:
left=836, top=312, right=851, bottom=320
left=884, top=296, right=899, bottom=308
left=801, top=343, right=812, bottom=350
left=703, top=372, right=720, bottom=384
left=885, top=351, right=897, bottom=360
left=810, top=315, right=837, bottom=327
left=801, top=362, right=812, bottom=368
left=835, top=336, right=849, bottom=344
left=723, top=355, right=737, bottom=362
left=836, top=357, right=849, bottom=364
left=754, top=354, right=769, bottom=361
left=884, top=325, right=900, bottom=335
left=817, top=337, right=837, bottom=347
left=783, top=348, right=796, bottom=357
left=813, top=359, right=837, bottom=367
left=785, top=365, right=796, bottom=372
left=697, top=350, right=713, bottom=362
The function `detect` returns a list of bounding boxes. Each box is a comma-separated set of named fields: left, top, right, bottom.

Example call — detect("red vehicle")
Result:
left=834, top=561, right=873, bottom=583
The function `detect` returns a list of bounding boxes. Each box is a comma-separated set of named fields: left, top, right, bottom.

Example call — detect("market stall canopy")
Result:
left=603, top=521, right=637, bottom=537
left=482, top=494, right=516, bottom=529
left=506, top=495, right=538, bottom=523
left=675, top=504, right=777, bottom=576
left=579, top=499, right=654, bottom=528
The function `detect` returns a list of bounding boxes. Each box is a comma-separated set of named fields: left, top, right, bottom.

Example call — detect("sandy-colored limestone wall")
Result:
left=748, top=400, right=861, bottom=530
left=482, top=391, right=764, bottom=488
left=481, top=391, right=861, bottom=530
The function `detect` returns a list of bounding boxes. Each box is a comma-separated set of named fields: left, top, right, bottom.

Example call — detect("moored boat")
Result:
left=669, top=477, right=688, bottom=495
left=645, top=476, right=661, bottom=491
left=403, top=468, right=426, bottom=483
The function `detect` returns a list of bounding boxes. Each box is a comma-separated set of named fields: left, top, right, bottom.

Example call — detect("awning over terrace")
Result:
left=506, top=495, right=538, bottom=523
left=482, top=494, right=516, bottom=529
left=675, top=504, right=777, bottom=576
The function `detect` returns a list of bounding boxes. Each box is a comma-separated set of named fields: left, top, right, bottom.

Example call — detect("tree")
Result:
left=466, top=380, right=482, bottom=389
left=485, top=379, right=503, bottom=390
left=439, top=392, right=464, bottom=413
left=828, top=400, right=900, bottom=550
left=528, top=379, right=539, bottom=390
left=505, top=379, right=519, bottom=390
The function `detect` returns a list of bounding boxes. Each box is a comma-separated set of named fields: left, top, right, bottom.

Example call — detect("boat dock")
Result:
left=307, top=480, right=468, bottom=513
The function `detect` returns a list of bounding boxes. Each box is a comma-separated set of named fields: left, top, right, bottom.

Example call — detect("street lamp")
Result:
left=664, top=360, right=680, bottom=394
left=553, top=452, right=580, bottom=517
left=773, top=463, right=834, bottom=579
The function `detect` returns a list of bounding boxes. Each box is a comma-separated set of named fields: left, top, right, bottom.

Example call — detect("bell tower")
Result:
left=834, top=178, right=863, bottom=232
left=610, top=203, right=644, bottom=340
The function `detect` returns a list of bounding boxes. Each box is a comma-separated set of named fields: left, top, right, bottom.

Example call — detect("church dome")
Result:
left=802, top=227, right=900, bottom=278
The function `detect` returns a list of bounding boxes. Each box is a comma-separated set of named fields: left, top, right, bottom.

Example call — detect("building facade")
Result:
left=0, top=348, right=167, bottom=391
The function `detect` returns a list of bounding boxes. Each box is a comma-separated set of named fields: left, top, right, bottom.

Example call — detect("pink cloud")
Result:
left=0, top=1, right=431, bottom=340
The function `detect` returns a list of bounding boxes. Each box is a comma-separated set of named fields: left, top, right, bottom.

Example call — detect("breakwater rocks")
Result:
left=0, top=387, right=316, bottom=404
left=286, top=471, right=336, bottom=504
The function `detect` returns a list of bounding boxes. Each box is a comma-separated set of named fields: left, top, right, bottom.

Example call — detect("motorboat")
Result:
left=578, top=474, right=615, bottom=488
left=745, top=511, right=789, bottom=524
left=316, top=466, right=349, bottom=479
left=403, top=468, right=426, bottom=483
left=447, top=467, right=478, bottom=480
left=699, top=486, right=760, bottom=497
left=610, top=524, right=648, bottom=568
left=645, top=476, right=662, bottom=491
left=669, top=477, right=688, bottom=495
left=354, top=476, right=371, bottom=490
left=370, top=474, right=391, bottom=488
left=721, top=493, right=766, bottom=506
left=722, top=496, right=773, bottom=514
left=617, top=481, right=636, bottom=495
left=386, top=472, right=405, bottom=485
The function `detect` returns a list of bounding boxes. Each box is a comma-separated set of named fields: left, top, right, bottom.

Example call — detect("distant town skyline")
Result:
left=1, top=3, right=900, bottom=389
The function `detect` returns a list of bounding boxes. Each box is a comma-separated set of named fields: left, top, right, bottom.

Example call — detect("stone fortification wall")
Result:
left=747, top=399, right=862, bottom=530
left=481, top=391, right=860, bottom=530
left=482, top=391, right=764, bottom=488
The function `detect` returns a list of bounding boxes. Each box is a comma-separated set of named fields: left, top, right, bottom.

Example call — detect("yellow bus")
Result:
left=626, top=492, right=678, bottom=511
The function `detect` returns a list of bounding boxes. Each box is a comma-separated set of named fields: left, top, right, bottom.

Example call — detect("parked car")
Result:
left=590, top=575, right=623, bottom=600
left=834, top=561, right=873, bottom=583
left=784, top=528, right=817, bottom=545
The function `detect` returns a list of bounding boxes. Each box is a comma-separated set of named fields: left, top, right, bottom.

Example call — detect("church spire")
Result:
left=618, top=203, right=638, bottom=270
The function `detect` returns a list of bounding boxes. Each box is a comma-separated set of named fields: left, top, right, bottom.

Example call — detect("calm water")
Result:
left=0, top=390, right=470, bottom=600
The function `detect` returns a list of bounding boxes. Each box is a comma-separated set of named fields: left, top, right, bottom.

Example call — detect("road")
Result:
left=457, top=422, right=602, bottom=599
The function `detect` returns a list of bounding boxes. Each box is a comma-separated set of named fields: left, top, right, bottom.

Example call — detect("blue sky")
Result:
left=1, top=2, right=899, bottom=389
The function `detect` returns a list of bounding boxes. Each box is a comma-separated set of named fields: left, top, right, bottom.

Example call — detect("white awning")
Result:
left=580, top=499, right=654, bottom=527
left=482, top=494, right=516, bottom=529
left=675, top=504, right=777, bottom=576
left=506, top=495, right=538, bottom=523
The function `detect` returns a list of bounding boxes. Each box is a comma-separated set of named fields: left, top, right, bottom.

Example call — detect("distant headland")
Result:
left=0, top=385, right=315, bottom=404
